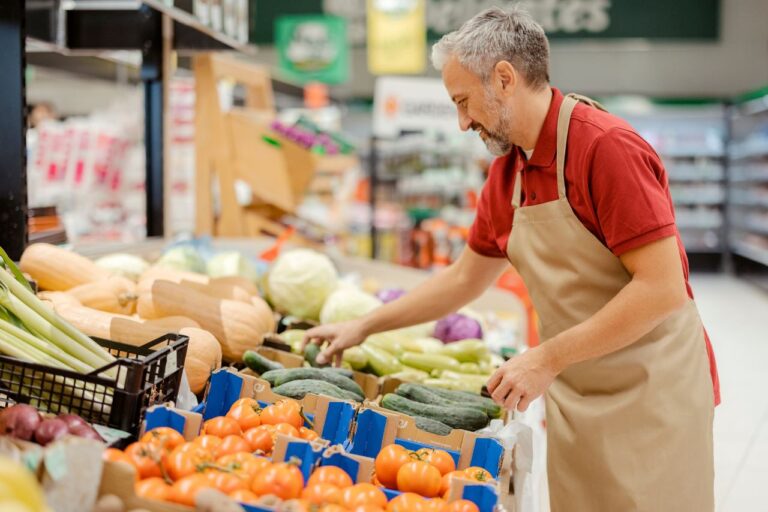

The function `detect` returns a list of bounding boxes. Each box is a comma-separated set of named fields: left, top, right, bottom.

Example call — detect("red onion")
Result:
left=57, top=413, right=90, bottom=433
left=0, top=404, right=42, bottom=441
left=35, top=418, right=69, bottom=446
left=70, top=423, right=104, bottom=442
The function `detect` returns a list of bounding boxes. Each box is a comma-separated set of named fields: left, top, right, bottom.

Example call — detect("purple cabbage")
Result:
left=434, top=313, right=483, bottom=343
left=375, top=288, right=406, bottom=304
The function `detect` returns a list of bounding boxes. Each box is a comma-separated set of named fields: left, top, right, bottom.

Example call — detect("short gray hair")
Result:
left=432, top=6, right=550, bottom=89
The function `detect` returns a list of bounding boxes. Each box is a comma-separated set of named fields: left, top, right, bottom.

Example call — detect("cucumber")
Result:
left=273, top=368, right=365, bottom=400
left=323, top=367, right=355, bottom=379
left=413, top=416, right=453, bottom=436
left=272, top=379, right=361, bottom=402
left=260, top=369, right=293, bottom=386
left=243, top=350, right=285, bottom=375
left=380, top=394, right=489, bottom=431
left=395, top=383, right=492, bottom=418
left=304, top=343, right=328, bottom=368
left=414, top=384, right=502, bottom=419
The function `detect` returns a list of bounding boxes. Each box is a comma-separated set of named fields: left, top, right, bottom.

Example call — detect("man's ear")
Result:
left=494, top=60, right=518, bottom=94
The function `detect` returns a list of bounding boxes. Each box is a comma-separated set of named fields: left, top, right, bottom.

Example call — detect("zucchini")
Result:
left=243, top=350, right=284, bottom=375
left=304, top=343, right=328, bottom=367
left=380, top=394, right=489, bottom=431
left=272, top=379, right=361, bottom=402
left=395, top=383, right=493, bottom=418
left=415, top=384, right=502, bottom=419
left=399, top=352, right=460, bottom=372
left=323, top=367, right=355, bottom=379
left=273, top=368, right=365, bottom=400
left=413, top=416, right=453, bottom=436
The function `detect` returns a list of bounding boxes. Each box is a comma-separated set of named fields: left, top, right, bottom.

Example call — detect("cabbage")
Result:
left=433, top=313, right=483, bottom=343
left=267, top=249, right=338, bottom=320
left=94, top=253, right=149, bottom=281
left=375, top=288, right=406, bottom=303
left=207, top=251, right=259, bottom=283
left=155, top=246, right=206, bottom=274
left=320, top=288, right=382, bottom=324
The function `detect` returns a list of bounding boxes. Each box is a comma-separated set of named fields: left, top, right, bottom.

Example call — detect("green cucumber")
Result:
left=304, top=343, right=328, bottom=367
left=260, top=369, right=293, bottom=386
left=380, top=394, right=489, bottom=431
left=415, top=384, right=502, bottom=419
left=323, top=367, right=355, bottom=379
left=273, top=368, right=365, bottom=399
left=413, top=416, right=453, bottom=436
left=272, top=379, right=361, bottom=402
left=243, top=350, right=285, bottom=375
left=395, top=383, right=492, bottom=418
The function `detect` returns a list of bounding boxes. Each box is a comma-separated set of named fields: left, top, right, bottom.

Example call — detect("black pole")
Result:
left=369, top=136, right=378, bottom=259
left=0, top=0, right=27, bottom=259
left=141, top=6, right=164, bottom=237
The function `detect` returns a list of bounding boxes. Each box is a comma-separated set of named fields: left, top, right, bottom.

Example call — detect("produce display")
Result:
left=0, top=403, right=103, bottom=445
left=0, top=456, right=51, bottom=512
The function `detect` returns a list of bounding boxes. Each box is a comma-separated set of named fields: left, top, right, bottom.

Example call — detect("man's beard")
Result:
left=473, top=92, right=514, bottom=157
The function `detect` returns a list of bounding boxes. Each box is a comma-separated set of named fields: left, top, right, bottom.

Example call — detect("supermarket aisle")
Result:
left=691, top=274, right=768, bottom=511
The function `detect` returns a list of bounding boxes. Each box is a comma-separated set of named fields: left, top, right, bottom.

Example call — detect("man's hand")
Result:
left=303, top=319, right=368, bottom=366
left=486, top=346, right=560, bottom=412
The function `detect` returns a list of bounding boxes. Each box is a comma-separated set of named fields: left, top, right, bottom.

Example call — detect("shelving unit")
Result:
left=727, top=88, right=768, bottom=288
left=0, top=0, right=255, bottom=259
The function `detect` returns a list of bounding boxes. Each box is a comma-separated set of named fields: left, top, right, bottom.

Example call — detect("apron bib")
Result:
left=506, top=94, right=714, bottom=512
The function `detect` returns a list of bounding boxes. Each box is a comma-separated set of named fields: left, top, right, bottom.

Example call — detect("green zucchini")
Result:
left=243, top=350, right=285, bottom=375
left=273, top=368, right=365, bottom=399
left=272, top=379, right=361, bottom=402
left=414, top=384, right=502, bottom=419
left=304, top=343, right=328, bottom=367
left=413, top=416, right=453, bottom=436
left=395, top=383, right=494, bottom=418
left=380, top=394, right=489, bottom=431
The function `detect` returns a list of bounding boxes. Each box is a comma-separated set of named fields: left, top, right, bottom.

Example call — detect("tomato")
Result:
left=397, top=461, right=442, bottom=497
left=135, top=477, right=171, bottom=502
left=227, top=400, right=262, bottom=431
left=251, top=462, right=304, bottom=500
left=463, top=467, right=493, bottom=483
left=422, top=498, right=448, bottom=512
left=102, top=448, right=135, bottom=474
left=217, top=453, right=271, bottom=480
left=260, top=400, right=303, bottom=429
left=193, top=435, right=223, bottom=458
left=417, top=448, right=456, bottom=476
left=374, top=444, right=413, bottom=489
left=124, top=442, right=164, bottom=479
left=166, top=443, right=213, bottom=481
left=216, top=435, right=252, bottom=457
left=281, top=499, right=312, bottom=512
left=203, top=416, right=242, bottom=437
left=299, top=426, right=319, bottom=442
left=301, top=483, right=342, bottom=505
left=319, top=505, right=347, bottom=512
left=339, top=483, right=387, bottom=509
left=169, top=473, right=213, bottom=506
left=274, top=422, right=300, bottom=438
left=440, top=470, right=466, bottom=497
left=351, top=506, right=386, bottom=512
left=445, top=500, right=480, bottom=512
left=229, top=488, right=261, bottom=505
left=244, top=425, right=276, bottom=453
left=206, top=470, right=247, bottom=494
left=141, top=427, right=185, bottom=453
left=308, top=466, right=353, bottom=488
left=386, top=492, right=425, bottom=512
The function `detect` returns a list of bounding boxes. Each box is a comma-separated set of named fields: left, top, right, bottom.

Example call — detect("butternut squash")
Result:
left=66, top=276, right=138, bottom=315
left=179, top=327, right=222, bottom=394
left=20, top=243, right=110, bottom=291
left=142, top=316, right=201, bottom=331
left=138, top=268, right=253, bottom=303
left=137, top=280, right=275, bottom=361
left=210, top=276, right=260, bottom=296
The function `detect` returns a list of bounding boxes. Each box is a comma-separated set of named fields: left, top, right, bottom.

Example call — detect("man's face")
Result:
left=442, top=56, right=514, bottom=156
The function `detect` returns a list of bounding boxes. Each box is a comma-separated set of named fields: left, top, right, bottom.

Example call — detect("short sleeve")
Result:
left=588, top=128, right=678, bottom=256
left=468, top=178, right=507, bottom=258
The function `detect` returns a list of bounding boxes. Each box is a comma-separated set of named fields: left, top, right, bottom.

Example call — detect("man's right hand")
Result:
left=302, top=318, right=368, bottom=366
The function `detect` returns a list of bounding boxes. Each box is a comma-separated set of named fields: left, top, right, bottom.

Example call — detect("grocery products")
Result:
left=266, top=249, right=338, bottom=320
left=380, top=394, right=489, bottom=432
left=20, top=243, right=110, bottom=291
left=66, top=276, right=138, bottom=315
left=0, top=404, right=102, bottom=445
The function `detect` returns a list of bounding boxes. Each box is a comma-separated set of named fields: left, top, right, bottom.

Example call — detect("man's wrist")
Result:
left=540, top=338, right=568, bottom=375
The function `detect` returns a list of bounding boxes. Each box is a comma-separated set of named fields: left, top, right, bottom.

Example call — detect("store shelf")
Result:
left=731, top=239, right=768, bottom=267
left=667, top=165, right=725, bottom=182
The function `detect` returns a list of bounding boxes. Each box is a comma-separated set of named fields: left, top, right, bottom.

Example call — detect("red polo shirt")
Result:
left=470, top=87, right=720, bottom=405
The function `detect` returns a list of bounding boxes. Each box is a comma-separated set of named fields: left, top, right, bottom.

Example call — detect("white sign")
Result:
left=372, top=76, right=459, bottom=137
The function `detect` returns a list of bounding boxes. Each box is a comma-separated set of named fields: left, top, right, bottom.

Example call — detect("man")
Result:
left=305, top=7, right=719, bottom=511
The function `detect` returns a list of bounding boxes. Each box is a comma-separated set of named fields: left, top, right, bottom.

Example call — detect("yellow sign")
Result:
left=367, top=0, right=426, bottom=75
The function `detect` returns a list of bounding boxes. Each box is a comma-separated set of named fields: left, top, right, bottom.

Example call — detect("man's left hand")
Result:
left=486, top=346, right=560, bottom=412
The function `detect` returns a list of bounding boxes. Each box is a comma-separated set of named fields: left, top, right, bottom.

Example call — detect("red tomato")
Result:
left=216, top=453, right=271, bottom=480
left=301, top=483, right=342, bottom=505
left=260, top=400, right=303, bottom=429
left=374, top=444, right=413, bottom=489
left=299, top=426, right=319, bottom=442
left=274, top=422, right=300, bottom=438
left=124, top=442, right=164, bottom=480
left=397, top=461, right=442, bottom=497
left=229, top=488, right=261, bottom=505
left=244, top=425, right=276, bottom=454
left=217, top=435, right=252, bottom=457
left=227, top=399, right=263, bottom=431
left=169, top=473, right=213, bottom=506
left=445, top=500, right=480, bottom=512
left=307, top=466, right=353, bottom=488
left=193, top=435, right=223, bottom=458
left=422, top=498, right=449, bottom=512
left=166, top=443, right=213, bottom=481
left=251, top=462, right=304, bottom=500
left=141, top=427, right=185, bottom=453
left=319, top=505, right=347, bottom=512
left=440, top=470, right=466, bottom=497
left=417, top=448, right=456, bottom=476
left=203, top=416, right=242, bottom=437
left=386, top=492, right=425, bottom=512
left=206, top=470, right=247, bottom=494
left=463, top=467, right=494, bottom=483
left=339, top=483, right=388, bottom=509
left=351, top=506, right=386, bottom=512
left=102, top=448, right=136, bottom=479
left=135, top=477, right=172, bottom=502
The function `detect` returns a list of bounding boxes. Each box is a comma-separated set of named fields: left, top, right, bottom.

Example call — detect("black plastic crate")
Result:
left=0, top=333, right=189, bottom=436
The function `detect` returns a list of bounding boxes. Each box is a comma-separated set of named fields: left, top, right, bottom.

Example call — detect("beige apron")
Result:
left=506, top=94, right=714, bottom=512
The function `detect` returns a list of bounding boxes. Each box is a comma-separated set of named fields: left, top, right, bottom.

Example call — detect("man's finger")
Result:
left=486, top=370, right=503, bottom=394
left=316, top=340, right=341, bottom=366
left=333, top=352, right=343, bottom=368
left=517, top=394, right=533, bottom=412
left=504, top=389, right=523, bottom=411
left=491, top=375, right=514, bottom=406
left=302, top=327, right=329, bottom=349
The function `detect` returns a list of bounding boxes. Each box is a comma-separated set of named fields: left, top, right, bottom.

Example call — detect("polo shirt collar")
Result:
left=525, top=87, right=563, bottom=168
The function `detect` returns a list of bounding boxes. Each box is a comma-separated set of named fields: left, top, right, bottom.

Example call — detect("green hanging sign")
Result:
left=275, top=15, right=349, bottom=85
